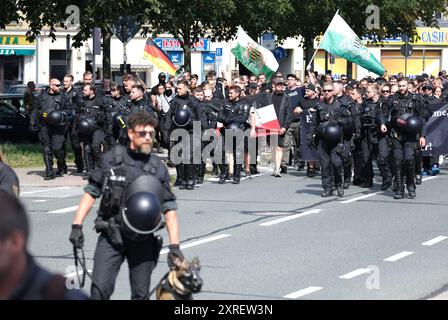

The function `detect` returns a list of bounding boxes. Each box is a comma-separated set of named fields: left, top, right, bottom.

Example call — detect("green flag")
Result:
left=231, top=27, right=279, bottom=80
left=319, top=12, right=385, bottom=76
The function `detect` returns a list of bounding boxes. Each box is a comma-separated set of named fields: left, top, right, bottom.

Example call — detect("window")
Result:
left=0, top=102, right=16, bottom=117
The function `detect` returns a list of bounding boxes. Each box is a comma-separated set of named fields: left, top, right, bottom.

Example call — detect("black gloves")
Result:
left=167, top=244, right=184, bottom=268
left=69, top=224, right=84, bottom=249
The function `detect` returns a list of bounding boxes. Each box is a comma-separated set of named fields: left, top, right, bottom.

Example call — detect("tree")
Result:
left=143, top=0, right=237, bottom=73
left=0, top=0, right=20, bottom=29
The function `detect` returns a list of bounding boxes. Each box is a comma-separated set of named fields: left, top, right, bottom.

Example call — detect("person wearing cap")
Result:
left=294, top=83, right=320, bottom=176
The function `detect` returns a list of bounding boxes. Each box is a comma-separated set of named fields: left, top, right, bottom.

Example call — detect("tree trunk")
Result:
left=102, top=26, right=112, bottom=79
left=304, top=37, right=315, bottom=71
left=183, top=35, right=192, bottom=73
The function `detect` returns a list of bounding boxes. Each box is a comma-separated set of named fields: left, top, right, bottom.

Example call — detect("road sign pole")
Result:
left=405, top=43, right=408, bottom=77
left=123, top=41, right=127, bottom=73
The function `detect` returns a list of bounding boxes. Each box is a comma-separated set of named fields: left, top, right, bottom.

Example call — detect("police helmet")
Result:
left=317, top=122, right=342, bottom=143
left=77, top=118, right=96, bottom=135
left=404, top=115, right=423, bottom=134
left=395, top=113, right=414, bottom=133
left=121, top=175, right=164, bottom=241
left=46, top=110, right=67, bottom=126
left=173, top=108, right=191, bottom=127
left=112, top=112, right=126, bottom=130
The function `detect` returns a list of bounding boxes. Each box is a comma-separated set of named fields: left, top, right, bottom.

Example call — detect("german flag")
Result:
left=143, top=38, right=177, bottom=75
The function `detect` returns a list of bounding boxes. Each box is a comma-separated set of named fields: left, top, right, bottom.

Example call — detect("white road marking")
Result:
left=284, top=286, right=323, bottom=299
left=422, top=176, right=438, bottom=182
left=160, top=234, right=232, bottom=254
left=259, top=209, right=321, bottom=227
left=384, top=251, right=414, bottom=262
left=48, top=206, right=79, bottom=214
left=22, top=187, right=72, bottom=195
left=64, top=269, right=93, bottom=278
left=339, top=268, right=373, bottom=279
left=340, top=192, right=382, bottom=204
left=422, top=236, right=448, bottom=246
left=32, top=199, right=48, bottom=203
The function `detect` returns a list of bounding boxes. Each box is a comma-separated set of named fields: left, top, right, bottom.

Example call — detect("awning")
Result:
left=0, top=47, right=35, bottom=56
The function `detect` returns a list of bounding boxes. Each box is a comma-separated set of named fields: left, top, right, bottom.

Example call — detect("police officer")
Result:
left=347, top=87, right=365, bottom=186
left=69, top=112, right=183, bottom=300
left=165, top=80, right=207, bottom=190
left=203, top=88, right=222, bottom=176
left=360, top=84, right=392, bottom=190
left=308, top=82, right=351, bottom=197
left=61, top=74, right=84, bottom=173
left=76, top=84, right=106, bottom=180
left=30, top=78, right=67, bottom=180
left=388, top=78, right=427, bottom=199
left=192, top=87, right=208, bottom=184
left=103, top=83, right=129, bottom=149
left=335, top=81, right=356, bottom=188
left=0, top=152, right=19, bottom=197
left=217, top=85, right=251, bottom=184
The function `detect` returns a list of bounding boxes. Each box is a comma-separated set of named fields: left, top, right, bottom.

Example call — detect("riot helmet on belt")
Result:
left=45, top=110, right=67, bottom=126
left=173, top=108, right=191, bottom=127
left=77, top=117, right=96, bottom=135
left=342, top=121, right=354, bottom=139
left=112, top=112, right=126, bottom=130
left=317, top=121, right=342, bottom=143
left=225, top=122, right=241, bottom=130
left=121, top=175, right=164, bottom=241
left=396, top=113, right=422, bottom=134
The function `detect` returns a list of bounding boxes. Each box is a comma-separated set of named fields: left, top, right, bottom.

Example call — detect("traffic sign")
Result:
left=216, top=48, right=223, bottom=56
left=400, top=43, right=413, bottom=57
left=112, top=16, right=140, bottom=44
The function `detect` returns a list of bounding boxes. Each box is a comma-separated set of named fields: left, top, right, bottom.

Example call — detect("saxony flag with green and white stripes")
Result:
left=231, top=27, right=279, bottom=80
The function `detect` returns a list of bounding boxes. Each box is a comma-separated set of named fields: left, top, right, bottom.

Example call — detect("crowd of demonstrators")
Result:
left=25, top=66, right=447, bottom=199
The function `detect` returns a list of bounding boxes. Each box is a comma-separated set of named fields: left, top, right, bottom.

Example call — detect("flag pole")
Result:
left=305, top=10, right=340, bottom=71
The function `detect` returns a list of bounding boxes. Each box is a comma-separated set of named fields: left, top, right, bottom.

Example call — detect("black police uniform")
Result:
left=165, top=93, right=207, bottom=190
left=30, top=90, right=67, bottom=179
left=194, top=98, right=214, bottom=184
left=61, top=86, right=83, bottom=172
left=127, top=96, right=157, bottom=116
left=298, top=95, right=320, bottom=176
left=103, top=95, right=129, bottom=149
left=217, top=98, right=251, bottom=183
left=76, top=95, right=106, bottom=178
left=360, top=97, right=392, bottom=189
left=308, top=99, right=351, bottom=196
left=337, top=94, right=357, bottom=188
left=388, top=92, right=427, bottom=198
left=414, top=94, right=433, bottom=184
left=83, top=146, right=176, bottom=300
left=0, top=161, right=20, bottom=197
left=203, top=99, right=222, bottom=176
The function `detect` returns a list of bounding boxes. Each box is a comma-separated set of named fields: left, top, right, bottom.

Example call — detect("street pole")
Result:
left=405, top=42, right=408, bottom=77
left=66, top=34, right=71, bottom=74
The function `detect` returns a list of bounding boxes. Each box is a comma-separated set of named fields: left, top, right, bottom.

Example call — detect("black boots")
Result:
left=394, top=160, right=404, bottom=199
left=233, top=164, right=242, bottom=184
left=405, top=160, right=416, bottom=198
left=177, top=165, right=187, bottom=189
left=43, top=153, right=55, bottom=180
left=185, top=164, right=195, bottom=190
left=55, top=158, right=67, bottom=177
left=83, top=145, right=94, bottom=180
left=195, top=163, right=205, bottom=184
left=218, top=164, right=227, bottom=184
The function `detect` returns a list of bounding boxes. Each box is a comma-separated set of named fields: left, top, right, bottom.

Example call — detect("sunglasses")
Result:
left=134, top=130, right=155, bottom=138
left=381, top=90, right=390, bottom=93
left=323, top=89, right=333, bottom=92
left=51, top=84, right=61, bottom=87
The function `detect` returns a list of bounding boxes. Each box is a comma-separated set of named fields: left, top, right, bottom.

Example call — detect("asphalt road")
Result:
left=20, top=164, right=448, bottom=300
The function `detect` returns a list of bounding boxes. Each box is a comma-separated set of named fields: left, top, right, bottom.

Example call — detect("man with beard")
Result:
left=387, top=78, right=427, bottom=199
left=308, top=83, right=352, bottom=197
left=69, top=112, right=183, bottom=300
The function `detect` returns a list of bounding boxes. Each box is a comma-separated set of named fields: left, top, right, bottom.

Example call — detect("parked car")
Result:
left=7, top=84, right=49, bottom=95
left=0, top=100, right=37, bottom=142
left=0, top=94, right=25, bottom=113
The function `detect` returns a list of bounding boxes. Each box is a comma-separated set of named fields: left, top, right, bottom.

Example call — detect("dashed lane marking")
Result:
left=259, top=209, right=321, bottom=227
left=284, top=286, right=323, bottom=299
left=160, top=234, right=232, bottom=254
left=22, top=187, right=72, bottom=195
left=339, top=268, right=373, bottom=279
left=384, top=251, right=414, bottom=262
left=422, top=236, right=448, bottom=246
left=48, top=206, right=79, bottom=214
left=340, top=192, right=382, bottom=204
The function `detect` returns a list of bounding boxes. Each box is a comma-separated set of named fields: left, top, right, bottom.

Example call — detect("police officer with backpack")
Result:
left=69, top=112, right=183, bottom=300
